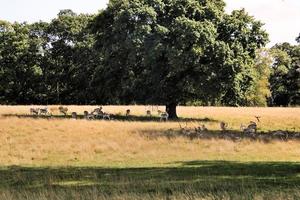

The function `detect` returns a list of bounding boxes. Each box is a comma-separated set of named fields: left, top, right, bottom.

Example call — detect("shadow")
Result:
left=0, top=161, right=300, bottom=198
left=139, top=129, right=300, bottom=142
left=1, top=114, right=219, bottom=123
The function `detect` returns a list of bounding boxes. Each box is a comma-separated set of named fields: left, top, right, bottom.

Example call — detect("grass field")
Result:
left=0, top=105, right=300, bottom=199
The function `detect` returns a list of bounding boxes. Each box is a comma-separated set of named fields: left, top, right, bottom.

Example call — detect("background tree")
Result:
left=0, top=10, right=100, bottom=105
left=245, top=49, right=271, bottom=106
left=270, top=42, right=300, bottom=106
left=0, top=21, right=43, bottom=104
left=46, top=10, right=99, bottom=104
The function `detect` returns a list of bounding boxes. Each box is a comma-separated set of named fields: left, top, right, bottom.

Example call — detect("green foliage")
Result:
left=92, top=0, right=268, bottom=117
left=245, top=49, right=271, bottom=106
left=2, top=5, right=298, bottom=108
left=270, top=43, right=300, bottom=106
left=0, top=11, right=100, bottom=105
left=45, top=10, right=99, bottom=104
left=0, top=21, right=43, bottom=104
left=216, top=9, right=269, bottom=106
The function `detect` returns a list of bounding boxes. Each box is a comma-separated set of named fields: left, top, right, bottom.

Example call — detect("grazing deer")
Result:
left=126, top=109, right=131, bottom=116
left=59, top=106, right=68, bottom=116
left=160, top=112, right=169, bottom=122
left=146, top=110, right=151, bottom=116
left=84, top=111, right=94, bottom=120
left=220, top=122, right=228, bottom=131
left=39, top=107, right=49, bottom=115
left=30, top=108, right=39, bottom=115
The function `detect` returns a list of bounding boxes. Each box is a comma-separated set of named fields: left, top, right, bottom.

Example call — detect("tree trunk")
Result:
left=166, top=103, right=178, bottom=119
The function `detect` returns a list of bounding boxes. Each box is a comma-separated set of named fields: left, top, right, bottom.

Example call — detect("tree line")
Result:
left=0, top=0, right=299, bottom=118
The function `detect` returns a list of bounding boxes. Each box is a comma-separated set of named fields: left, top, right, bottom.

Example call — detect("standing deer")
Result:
left=255, top=116, right=261, bottom=122
left=126, top=109, right=131, bottom=116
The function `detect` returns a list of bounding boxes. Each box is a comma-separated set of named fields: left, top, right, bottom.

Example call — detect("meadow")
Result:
left=0, top=105, right=300, bottom=199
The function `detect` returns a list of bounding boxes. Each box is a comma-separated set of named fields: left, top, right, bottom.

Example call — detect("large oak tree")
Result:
left=92, top=0, right=268, bottom=118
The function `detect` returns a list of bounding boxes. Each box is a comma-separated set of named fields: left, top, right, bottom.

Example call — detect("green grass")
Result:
left=1, top=161, right=300, bottom=199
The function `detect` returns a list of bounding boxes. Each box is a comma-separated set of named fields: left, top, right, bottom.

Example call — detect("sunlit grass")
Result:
left=0, top=106, right=299, bottom=167
left=0, top=105, right=299, bottom=199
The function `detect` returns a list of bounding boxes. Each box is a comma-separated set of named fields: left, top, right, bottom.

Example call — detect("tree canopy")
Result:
left=0, top=4, right=299, bottom=116
left=92, top=0, right=268, bottom=117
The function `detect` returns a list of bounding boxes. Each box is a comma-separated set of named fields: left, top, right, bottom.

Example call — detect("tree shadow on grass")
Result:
left=0, top=161, right=299, bottom=195
left=1, top=114, right=219, bottom=123
left=139, top=128, right=300, bottom=142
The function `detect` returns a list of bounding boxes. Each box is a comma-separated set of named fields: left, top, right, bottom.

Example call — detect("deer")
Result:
left=146, top=110, right=151, bottom=117
left=103, top=112, right=111, bottom=120
left=30, top=108, right=39, bottom=115
left=39, top=107, right=49, bottom=115
left=94, top=106, right=111, bottom=120
left=201, top=124, right=208, bottom=131
left=126, top=109, right=131, bottom=116
left=84, top=111, right=94, bottom=120
left=71, top=112, right=77, bottom=120
left=240, top=124, right=247, bottom=131
left=255, top=116, right=261, bottom=122
left=59, top=106, right=68, bottom=116
left=160, top=112, right=169, bottom=122
left=243, top=121, right=257, bottom=134
left=248, top=121, right=257, bottom=131
left=220, top=122, right=228, bottom=131
left=92, top=107, right=103, bottom=118
left=49, top=107, right=60, bottom=115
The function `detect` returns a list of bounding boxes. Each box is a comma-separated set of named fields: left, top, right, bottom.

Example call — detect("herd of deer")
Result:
left=29, top=106, right=170, bottom=121
left=220, top=120, right=258, bottom=134
left=29, top=106, right=260, bottom=132
left=30, top=106, right=68, bottom=116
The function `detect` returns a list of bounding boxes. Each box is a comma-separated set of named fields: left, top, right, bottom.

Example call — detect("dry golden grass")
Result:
left=0, top=105, right=300, bottom=167
left=1, top=105, right=299, bottom=131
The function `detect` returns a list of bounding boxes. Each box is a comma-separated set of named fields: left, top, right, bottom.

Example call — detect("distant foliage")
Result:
left=270, top=42, right=300, bottom=106
left=245, top=49, right=271, bottom=106
left=0, top=11, right=99, bottom=105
